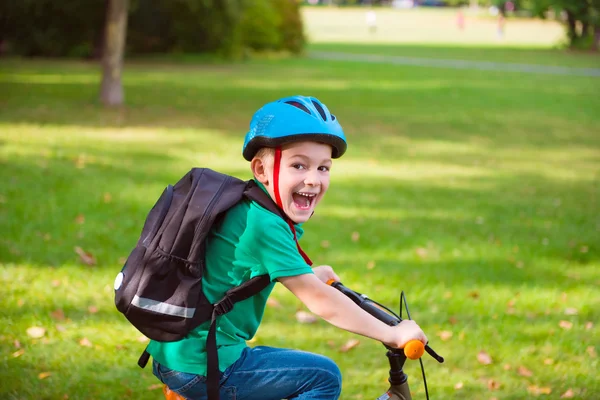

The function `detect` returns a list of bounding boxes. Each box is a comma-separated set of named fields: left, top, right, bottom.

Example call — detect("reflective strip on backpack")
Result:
left=131, top=295, right=195, bottom=318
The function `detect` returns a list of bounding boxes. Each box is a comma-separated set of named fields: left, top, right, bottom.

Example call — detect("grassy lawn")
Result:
left=1, top=42, right=600, bottom=399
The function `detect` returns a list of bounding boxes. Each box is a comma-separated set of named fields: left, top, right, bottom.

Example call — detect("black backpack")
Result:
left=114, top=168, right=311, bottom=400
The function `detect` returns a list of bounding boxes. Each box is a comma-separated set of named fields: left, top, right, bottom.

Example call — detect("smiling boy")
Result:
left=147, top=96, right=427, bottom=400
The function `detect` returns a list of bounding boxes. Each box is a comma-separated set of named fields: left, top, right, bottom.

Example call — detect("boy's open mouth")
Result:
left=292, top=192, right=317, bottom=210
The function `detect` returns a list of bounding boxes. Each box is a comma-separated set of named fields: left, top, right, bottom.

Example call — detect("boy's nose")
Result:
left=304, top=170, right=321, bottom=187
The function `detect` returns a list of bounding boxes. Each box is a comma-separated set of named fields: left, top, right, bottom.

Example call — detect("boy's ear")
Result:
left=251, top=158, right=269, bottom=185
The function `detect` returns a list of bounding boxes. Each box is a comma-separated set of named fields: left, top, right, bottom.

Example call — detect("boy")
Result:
left=147, top=95, right=427, bottom=399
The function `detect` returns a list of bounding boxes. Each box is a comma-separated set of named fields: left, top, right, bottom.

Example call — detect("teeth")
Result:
left=296, top=192, right=316, bottom=197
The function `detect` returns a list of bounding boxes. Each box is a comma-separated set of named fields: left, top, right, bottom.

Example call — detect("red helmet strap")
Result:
left=272, top=147, right=312, bottom=266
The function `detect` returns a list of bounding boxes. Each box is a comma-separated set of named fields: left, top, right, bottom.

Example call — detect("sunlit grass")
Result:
left=302, top=7, right=565, bottom=47
left=1, top=44, right=599, bottom=399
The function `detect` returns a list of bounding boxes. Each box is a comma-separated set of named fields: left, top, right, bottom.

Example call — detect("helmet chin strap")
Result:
left=272, top=146, right=313, bottom=266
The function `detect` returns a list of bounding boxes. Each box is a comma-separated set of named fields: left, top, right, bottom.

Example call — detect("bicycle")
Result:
left=163, top=280, right=444, bottom=400
left=327, top=280, right=444, bottom=400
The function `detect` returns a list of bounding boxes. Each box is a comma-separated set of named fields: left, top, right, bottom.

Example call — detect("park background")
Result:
left=1, top=0, right=599, bottom=399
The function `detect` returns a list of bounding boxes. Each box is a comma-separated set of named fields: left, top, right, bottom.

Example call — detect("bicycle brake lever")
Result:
left=424, top=344, right=444, bottom=363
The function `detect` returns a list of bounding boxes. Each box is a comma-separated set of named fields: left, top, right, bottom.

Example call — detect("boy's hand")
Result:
left=386, top=320, right=428, bottom=349
left=312, top=265, right=340, bottom=284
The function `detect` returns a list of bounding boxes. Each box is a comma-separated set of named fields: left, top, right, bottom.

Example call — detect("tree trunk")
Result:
left=100, top=0, right=129, bottom=107
left=565, top=10, right=579, bottom=46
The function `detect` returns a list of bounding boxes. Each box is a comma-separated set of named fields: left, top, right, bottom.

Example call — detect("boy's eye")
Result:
left=292, top=164, right=305, bottom=170
left=318, top=166, right=330, bottom=172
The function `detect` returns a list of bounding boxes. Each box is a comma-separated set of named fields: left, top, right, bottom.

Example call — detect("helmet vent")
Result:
left=285, top=101, right=311, bottom=115
left=331, top=114, right=336, bottom=121
left=311, top=100, right=328, bottom=121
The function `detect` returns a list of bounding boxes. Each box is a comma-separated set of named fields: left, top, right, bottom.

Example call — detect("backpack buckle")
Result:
left=214, top=297, right=234, bottom=316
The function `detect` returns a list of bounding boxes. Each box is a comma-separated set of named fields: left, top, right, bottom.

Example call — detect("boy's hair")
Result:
left=254, top=147, right=275, bottom=164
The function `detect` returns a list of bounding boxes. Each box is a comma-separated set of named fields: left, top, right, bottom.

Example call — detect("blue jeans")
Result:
left=152, top=346, right=342, bottom=400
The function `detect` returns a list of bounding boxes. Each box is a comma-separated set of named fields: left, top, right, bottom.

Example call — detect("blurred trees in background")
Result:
left=0, top=0, right=305, bottom=58
left=528, top=0, right=600, bottom=50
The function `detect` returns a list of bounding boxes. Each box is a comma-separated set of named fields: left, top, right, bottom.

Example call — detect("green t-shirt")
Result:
left=146, top=183, right=313, bottom=375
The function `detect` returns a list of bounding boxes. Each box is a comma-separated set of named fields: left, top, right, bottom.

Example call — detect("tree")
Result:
left=100, top=0, right=129, bottom=107
left=531, top=0, right=600, bottom=50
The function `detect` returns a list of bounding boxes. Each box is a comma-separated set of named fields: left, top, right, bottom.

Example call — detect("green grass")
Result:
left=1, top=44, right=599, bottom=399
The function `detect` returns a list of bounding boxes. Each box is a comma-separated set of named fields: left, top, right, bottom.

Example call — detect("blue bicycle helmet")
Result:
left=242, top=95, right=347, bottom=161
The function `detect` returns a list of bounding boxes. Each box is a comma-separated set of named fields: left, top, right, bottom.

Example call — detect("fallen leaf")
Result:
left=454, top=382, right=463, bottom=390
left=266, top=298, right=282, bottom=308
left=564, top=308, right=578, bottom=315
left=14, top=340, right=21, bottom=348
left=477, top=350, right=493, bottom=365
left=528, top=385, right=551, bottom=395
left=559, top=320, right=573, bottom=330
left=339, top=339, right=360, bottom=352
left=79, top=338, right=92, bottom=347
left=51, top=280, right=61, bottom=287
left=543, top=358, right=554, bottom=365
left=468, top=291, right=480, bottom=299
left=437, top=331, right=453, bottom=341
left=55, top=325, right=66, bottom=332
left=75, top=214, right=85, bottom=224
left=517, top=366, right=533, bottom=377
left=351, top=232, right=360, bottom=242
left=17, top=299, right=25, bottom=307
left=27, top=326, right=46, bottom=339
left=585, top=321, right=593, bottom=330
left=74, top=246, right=96, bottom=266
left=415, top=247, right=428, bottom=258
left=38, top=372, right=52, bottom=379
left=366, top=261, right=376, bottom=270
left=503, top=364, right=512, bottom=370
left=51, top=309, right=66, bottom=321
left=88, top=306, right=98, bottom=314
left=295, top=311, right=318, bottom=324
left=561, top=389, right=575, bottom=398
left=12, top=349, right=25, bottom=358
left=320, top=240, right=330, bottom=248
left=148, top=384, right=163, bottom=390
left=487, top=379, right=501, bottom=390
left=103, top=192, right=112, bottom=203
left=561, top=292, right=568, bottom=302
left=75, top=154, right=86, bottom=169
left=448, top=316, right=458, bottom=325
left=586, top=346, right=597, bottom=358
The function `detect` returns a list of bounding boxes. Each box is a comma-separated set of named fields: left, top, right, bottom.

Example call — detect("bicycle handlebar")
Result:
left=327, top=280, right=444, bottom=363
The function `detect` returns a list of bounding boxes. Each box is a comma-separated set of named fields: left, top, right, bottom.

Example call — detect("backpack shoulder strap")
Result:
left=243, top=180, right=283, bottom=217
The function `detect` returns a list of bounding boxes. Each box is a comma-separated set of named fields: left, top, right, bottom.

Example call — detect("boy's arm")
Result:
left=278, top=273, right=427, bottom=349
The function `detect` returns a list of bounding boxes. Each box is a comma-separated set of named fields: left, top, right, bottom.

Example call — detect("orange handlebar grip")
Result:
left=404, top=340, right=425, bottom=360
left=326, top=279, right=336, bottom=286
